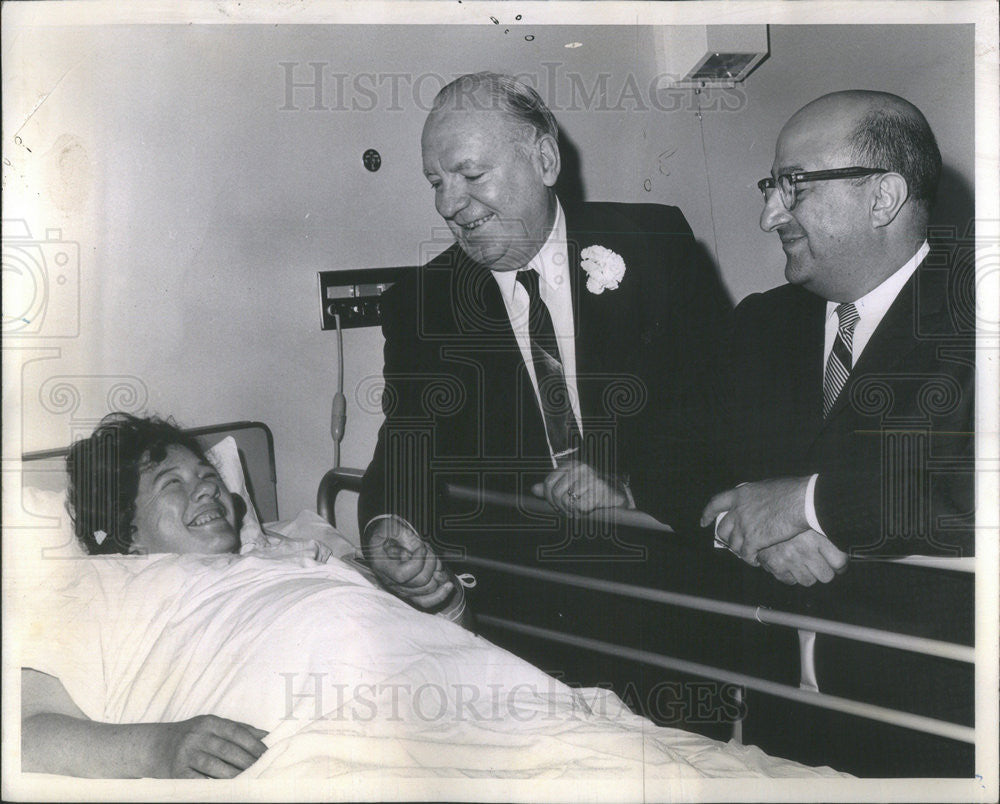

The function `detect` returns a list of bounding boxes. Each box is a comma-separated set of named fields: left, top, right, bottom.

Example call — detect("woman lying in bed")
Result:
left=21, top=414, right=846, bottom=782
left=21, top=412, right=466, bottom=779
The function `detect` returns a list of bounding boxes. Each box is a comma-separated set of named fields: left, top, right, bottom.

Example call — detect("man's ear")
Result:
left=537, top=133, right=561, bottom=188
left=871, top=172, right=909, bottom=228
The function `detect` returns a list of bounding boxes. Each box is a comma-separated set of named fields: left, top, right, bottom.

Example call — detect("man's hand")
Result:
left=757, top=529, right=849, bottom=586
left=701, top=477, right=812, bottom=564
left=531, top=459, right=630, bottom=515
left=153, top=715, right=268, bottom=778
left=363, top=515, right=455, bottom=610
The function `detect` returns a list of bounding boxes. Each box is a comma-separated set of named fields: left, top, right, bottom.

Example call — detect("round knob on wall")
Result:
left=363, top=149, right=381, bottom=172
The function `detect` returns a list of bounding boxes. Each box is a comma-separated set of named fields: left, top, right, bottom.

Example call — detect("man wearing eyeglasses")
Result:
left=702, top=90, right=975, bottom=583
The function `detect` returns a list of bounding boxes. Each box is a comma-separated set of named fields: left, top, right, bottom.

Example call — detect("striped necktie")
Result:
left=516, top=268, right=577, bottom=463
left=822, top=302, right=860, bottom=417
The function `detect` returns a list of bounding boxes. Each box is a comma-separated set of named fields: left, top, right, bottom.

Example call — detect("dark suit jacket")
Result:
left=359, top=201, right=732, bottom=540
left=728, top=243, right=976, bottom=775
left=729, top=244, right=975, bottom=557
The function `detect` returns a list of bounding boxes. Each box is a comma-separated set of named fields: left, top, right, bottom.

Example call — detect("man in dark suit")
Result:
left=359, top=72, right=731, bottom=612
left=702, top=89, right=974, bottom=578
left=701, top=90, right=975, bottom=776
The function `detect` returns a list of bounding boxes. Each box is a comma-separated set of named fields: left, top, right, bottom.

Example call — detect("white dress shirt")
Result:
left=805, top=240, right=930, bottom=534
left=490, top=199, right=583, bottom=465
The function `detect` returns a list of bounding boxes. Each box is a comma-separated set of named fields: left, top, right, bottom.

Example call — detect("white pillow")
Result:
left=20, top=435, right=265, bottom=556
left=203, top=436, right=265, bottom=548
left=18, top=485, right=87, bottom=559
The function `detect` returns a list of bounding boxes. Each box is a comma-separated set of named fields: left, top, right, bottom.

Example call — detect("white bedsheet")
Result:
left=19, top=514, right=846, bottom=781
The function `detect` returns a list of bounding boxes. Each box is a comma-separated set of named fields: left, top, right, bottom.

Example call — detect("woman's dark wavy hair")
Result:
left=66, top=412, right=207, bottom=555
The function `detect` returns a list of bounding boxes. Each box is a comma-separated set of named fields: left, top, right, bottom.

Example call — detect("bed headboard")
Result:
left=20, top=421, right=279, bottom=522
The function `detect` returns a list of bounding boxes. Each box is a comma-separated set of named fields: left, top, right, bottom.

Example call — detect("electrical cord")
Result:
left=695, top=86, right=722, bottom=274
left=331, top=312, right=347, bottom=468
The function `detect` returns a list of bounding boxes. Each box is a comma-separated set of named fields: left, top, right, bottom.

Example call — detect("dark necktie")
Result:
left=822, top=302, right=860, bottom=417
left=515, top=269, right=577, bottom=462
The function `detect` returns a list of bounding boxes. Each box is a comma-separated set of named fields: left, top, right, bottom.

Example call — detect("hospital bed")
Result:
left=10, top=420, right=968, bottom=788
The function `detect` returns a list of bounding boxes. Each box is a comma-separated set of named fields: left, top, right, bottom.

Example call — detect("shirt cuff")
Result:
left=712, top=482, right=747, bottom=550
left=619, top=474, right=636, bottom=510
left=804, top=474, right=826, bottom=535
left=437, top=573, right=476, bottom=623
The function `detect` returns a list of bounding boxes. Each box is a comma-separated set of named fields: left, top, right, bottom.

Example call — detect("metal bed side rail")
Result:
left=316, top=473, right=974, bottom=573
left=444, top=484, right=975, bottom=573
left=317, top=470, right=975, bottom=743
left=460, top=555, right=974, bottom=664
left=476, top=615, right=975, bottom=745
left=467, top=556, right=974, bottom=744
left=316, top=467, right=364, bottom=528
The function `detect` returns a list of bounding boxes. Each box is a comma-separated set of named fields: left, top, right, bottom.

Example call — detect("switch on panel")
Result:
left=318, top=267, right=411, bottom=329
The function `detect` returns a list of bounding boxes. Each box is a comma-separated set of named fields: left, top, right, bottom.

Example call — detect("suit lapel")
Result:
left=445, top=245, right=550, bottom=459
left=845, top=282, right=916, bottom=375
left=449, top=245, right=516, bottom=341
left=786, top=289, right=827, bottom=444
left=564, top=207, right=586, bottom=368
left=819, top=260, right=939, bottom=429
left=563, top=203, right=622, bottom=427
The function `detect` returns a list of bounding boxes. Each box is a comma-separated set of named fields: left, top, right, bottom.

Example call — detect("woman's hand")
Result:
left=22, top=667, right=270, bottom=779
left=249, top=534, right=334, bottom=565
left=152, top=715, right=268, bottom=778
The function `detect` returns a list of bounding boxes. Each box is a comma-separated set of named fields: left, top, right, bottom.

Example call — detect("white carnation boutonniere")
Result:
left=580, top=245, right=626, bottom=295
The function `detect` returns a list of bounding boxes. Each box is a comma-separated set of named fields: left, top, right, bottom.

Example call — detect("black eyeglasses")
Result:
left=757, top=167, right=889, bottom=210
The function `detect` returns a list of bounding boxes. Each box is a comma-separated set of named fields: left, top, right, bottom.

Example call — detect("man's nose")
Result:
left=436, top=179, right=468, bottom=220
left=759, top=190, right=791, bottom=232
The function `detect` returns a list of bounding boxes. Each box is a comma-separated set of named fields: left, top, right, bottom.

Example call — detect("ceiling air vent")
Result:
left=654, top=26, right=769, bottom=89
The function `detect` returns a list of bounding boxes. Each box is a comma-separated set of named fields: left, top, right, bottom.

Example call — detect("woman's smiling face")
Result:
left=130, top=444, right=239, bottom=555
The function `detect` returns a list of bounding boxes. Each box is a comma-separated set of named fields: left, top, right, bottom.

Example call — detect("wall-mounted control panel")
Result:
left=318, top=267, right=411, bottom=329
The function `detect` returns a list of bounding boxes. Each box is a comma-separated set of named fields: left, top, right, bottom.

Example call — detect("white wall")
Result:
left=4, top=22, right=974, bottom=539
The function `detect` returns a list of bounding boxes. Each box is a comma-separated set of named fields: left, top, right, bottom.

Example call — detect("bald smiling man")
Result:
left=705, top=90, right=975, bottom=776
left=705, top=90, right=975, bottom=580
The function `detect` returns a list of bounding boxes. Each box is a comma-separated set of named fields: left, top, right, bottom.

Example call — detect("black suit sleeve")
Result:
left=358, top=273, right=435, bottom=542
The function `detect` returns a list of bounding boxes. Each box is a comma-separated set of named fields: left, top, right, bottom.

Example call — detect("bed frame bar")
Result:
left=316, top=468, right=974, bottom=753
